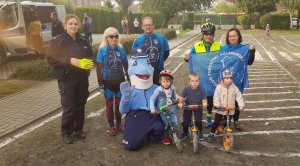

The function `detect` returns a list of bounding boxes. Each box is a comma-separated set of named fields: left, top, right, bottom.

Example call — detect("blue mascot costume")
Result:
left=119, top=48, right=165, bottom=150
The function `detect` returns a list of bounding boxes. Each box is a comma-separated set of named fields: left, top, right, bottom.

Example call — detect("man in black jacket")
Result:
left=50, top=12, right=64, bottom=38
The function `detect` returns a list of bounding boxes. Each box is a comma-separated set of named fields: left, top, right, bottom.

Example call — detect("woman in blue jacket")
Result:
left=96, top=27, right=128, bottom=136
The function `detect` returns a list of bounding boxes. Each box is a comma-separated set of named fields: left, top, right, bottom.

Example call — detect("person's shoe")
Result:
left=116, top=124, right=124, bottom=133
left=206, top=117, right=212, bottom=127
left=180, top=132, right=188, bottom=140
left=207, top=134, right=215, bottom=143
left=74, top=131, right=86, bottom=139
left=162, top=136, right=172, bottom=145
left=62, top=135, right=73, bottom=144
left=106, top=127, right=116, bottom=136
left=198, top=132, right=204, bottom=141
left=234, top=121, right=241, bottom=130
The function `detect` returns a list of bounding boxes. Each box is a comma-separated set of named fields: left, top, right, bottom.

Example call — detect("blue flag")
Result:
left=189, top=44, right=250, bottom=96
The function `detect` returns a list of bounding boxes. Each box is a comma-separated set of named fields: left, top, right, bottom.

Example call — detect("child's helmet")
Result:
left=160, top=70, right=173, bottom=79
left=201, top=22, right=216, bottom=34
left=222, top=69, right=233, bottom=78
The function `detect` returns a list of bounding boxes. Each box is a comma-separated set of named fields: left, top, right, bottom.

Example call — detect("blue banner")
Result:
left=189, top=44, right=250, bottom=96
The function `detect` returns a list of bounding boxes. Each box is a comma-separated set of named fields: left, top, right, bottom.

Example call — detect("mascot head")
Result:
left=128, top=48, right=154, bottom=89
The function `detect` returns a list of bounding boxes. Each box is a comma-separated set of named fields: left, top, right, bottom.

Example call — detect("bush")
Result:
left=260, top=12, right=290, bottom=29
left=237, top=15, right=250, bottom=29
left=10, top=59, right=53, bottom=81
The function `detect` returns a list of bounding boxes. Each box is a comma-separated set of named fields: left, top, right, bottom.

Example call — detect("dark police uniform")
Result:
left=51, top=19, right=64, bottom=38
left=47, top=32, right=94, bottom=137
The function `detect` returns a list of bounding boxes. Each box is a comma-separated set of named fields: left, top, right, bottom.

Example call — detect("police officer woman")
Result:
left=47, top=14, right=94, bottom=144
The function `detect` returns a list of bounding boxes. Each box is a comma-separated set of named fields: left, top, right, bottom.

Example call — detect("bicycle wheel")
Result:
left=223, top=127, right=234, bottom=152
left=172, top=132, right=183, bottom=153
left=192, top=132, right=198, bottom=154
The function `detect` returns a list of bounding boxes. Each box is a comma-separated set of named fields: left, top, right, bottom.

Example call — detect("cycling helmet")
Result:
left=222, top=69, right=233, bottom=79
left=201, top=22, right=216, bottom=34
left=160, top=70, right=173, bottom=80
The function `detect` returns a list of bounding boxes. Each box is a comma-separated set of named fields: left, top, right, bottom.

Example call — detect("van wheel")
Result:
left=0, top=45, right=6, bottom=66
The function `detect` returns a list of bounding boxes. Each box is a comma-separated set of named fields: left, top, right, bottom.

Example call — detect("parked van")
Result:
left=292, top=18, right=298, bottom=27
left=0, top=1, right=66, bottom=64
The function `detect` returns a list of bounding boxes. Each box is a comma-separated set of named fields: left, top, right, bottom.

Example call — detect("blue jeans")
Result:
left=160, top=112, right=178, bottom=129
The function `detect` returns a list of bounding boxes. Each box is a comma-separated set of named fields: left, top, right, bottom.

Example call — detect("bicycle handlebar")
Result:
left=182, top=104, right=205, bottom=110
left=158, top=101, right=179, bottom=112
left=214, top=106, right=236, bottom=112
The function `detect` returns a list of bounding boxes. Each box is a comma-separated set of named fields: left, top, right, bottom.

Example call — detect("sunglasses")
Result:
left=107, top=35, right=119, bottom=39
left=204, top=33, right=213, bottom=36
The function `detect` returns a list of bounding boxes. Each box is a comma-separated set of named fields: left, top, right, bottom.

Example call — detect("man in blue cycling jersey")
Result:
left=132, top=16, right=170, bottom=85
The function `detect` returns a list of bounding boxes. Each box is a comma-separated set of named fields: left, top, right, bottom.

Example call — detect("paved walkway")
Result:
left=0, top=29, right=201, bottom=138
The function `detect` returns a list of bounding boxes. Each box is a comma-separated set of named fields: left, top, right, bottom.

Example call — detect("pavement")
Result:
left=0, top=29, right=201, bottom=139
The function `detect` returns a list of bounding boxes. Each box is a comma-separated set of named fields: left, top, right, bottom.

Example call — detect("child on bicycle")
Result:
left=150, top=70, right=179, bottom=145
left=207, top=69, right=245, bottom=143
left=265, top=23, right=271, bottom=36
left=178, top=73, right=207, bottom=141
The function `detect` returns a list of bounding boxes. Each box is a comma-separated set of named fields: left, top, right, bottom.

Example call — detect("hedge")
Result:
left=75, top=7, right=166, bottom=34
left=260, top=12, right=290, bottom=29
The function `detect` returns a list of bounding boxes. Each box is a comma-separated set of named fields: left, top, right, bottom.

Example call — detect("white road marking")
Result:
left=219, top=34, right=224, bottom=44
left=243, top=92, right=294, bottom=96
left=248, top=69, right=281, bottom=71
left=245, top=106, right=300, bottom=111
left=0, top=91, right=100, bottom=149
left=248, top=71, right=285, bottom=74
left=272, top=46, right=278, bottom=51
left=169, top=48, right=181, bottom=57
left=245, top=86, right=296, bottom=90
left=280, top=46, right=290, bottom=52
left=250, top=81, right=297, bottom=85
left=164, top=62, right=171, bottom=67
left=245, top=99, right=300, bottom=103
left=87, top=109, right=104, bottom=118
left=297, top=64, right=300, bottom=67
left=249, top=77, right=290, bottom=81
left=278, top=52, right=296, bottom=62
left=172, top=62, right=184, bottom=74
left=250, top=34, right=278, bottom=62
left=280, top=36, right=300, bottom=47
left=255, top=51, right=264, bottom=61
left=239, top=116, right=300, bottom=121
left=248, top=73, right=289, bottom=77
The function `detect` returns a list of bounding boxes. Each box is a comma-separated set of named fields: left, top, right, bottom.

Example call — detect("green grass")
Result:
left=0, top=80, right=42, bottom=98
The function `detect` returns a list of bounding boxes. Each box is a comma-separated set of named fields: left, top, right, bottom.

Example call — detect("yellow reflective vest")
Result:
left=194, top=41, right=221, bottom=53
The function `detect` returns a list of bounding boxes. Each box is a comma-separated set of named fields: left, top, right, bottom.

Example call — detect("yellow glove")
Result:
left=79, top=58, right=94, bottom=70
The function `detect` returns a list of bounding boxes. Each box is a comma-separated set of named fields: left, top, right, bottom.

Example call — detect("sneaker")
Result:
left=234, top=121, right=241, bottom=130
left=62, top=135, right=73, bottom=144
left=73, top=131, right=86, bottom=139
left=106, top=127, right=116, bottom=136
left=180, top=132, right=188, bottom=140
left=206, top=117, right=212, bottom=127
left=198, top=132, right=204, bottom=141
left=207, top=134, right=215, bottom=143
left=162, top=136, right=172, bottom=145
left=116, top=124, right=124, bottom=133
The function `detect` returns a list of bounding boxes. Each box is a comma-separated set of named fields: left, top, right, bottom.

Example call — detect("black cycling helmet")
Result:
left=201, top=22, right=216, bottom=34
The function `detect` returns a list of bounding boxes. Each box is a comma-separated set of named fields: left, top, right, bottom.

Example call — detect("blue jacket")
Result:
left=96, top=45, right=128, bottom=80
left=132, top=32, right=169, bottom=71
left=150, top=85, right=178, bottom=114
left=119, top=84, right=158, bottom=114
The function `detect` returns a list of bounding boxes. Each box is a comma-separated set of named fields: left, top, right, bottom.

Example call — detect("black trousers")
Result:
left=207, top=96, right=213, bottom=115
left=182, top=109, right=203, bottom=133
left=153, top=71, right=160, bottom=85
left=58, top=78, right=89, bottom=136
left=233, top=101, right=240, bottom=122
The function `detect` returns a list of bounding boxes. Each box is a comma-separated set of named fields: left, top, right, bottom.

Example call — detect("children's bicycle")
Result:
left=158, top=102, right=183, bottom=153
left=215, top=107, right=235, bottom=152
left=182, top=104, right=204, bottom=154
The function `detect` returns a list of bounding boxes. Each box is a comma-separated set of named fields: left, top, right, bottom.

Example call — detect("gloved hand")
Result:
left=79, top=58, right=94, bottom=70
left=120, top=82, right=133, bottom=98
left=98, top=84, right=104, bottom=94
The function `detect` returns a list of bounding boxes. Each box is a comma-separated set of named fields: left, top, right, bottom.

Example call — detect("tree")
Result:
left=236, top=0, right=277, bottom=28
left=214, top=2, right=238, bottom=14
left=103, top=0, right=114, bottom=9
left=279, top=0, right=300, bottom=29
left=141, top=0, right=213, bottom=28
left=115, top=0, right=135, bottom=17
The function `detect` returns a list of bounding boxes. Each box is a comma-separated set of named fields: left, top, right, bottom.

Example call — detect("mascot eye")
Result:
left=147, top=58, right=150, bottom=64
left=131, top=60, right=137, bottom=66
